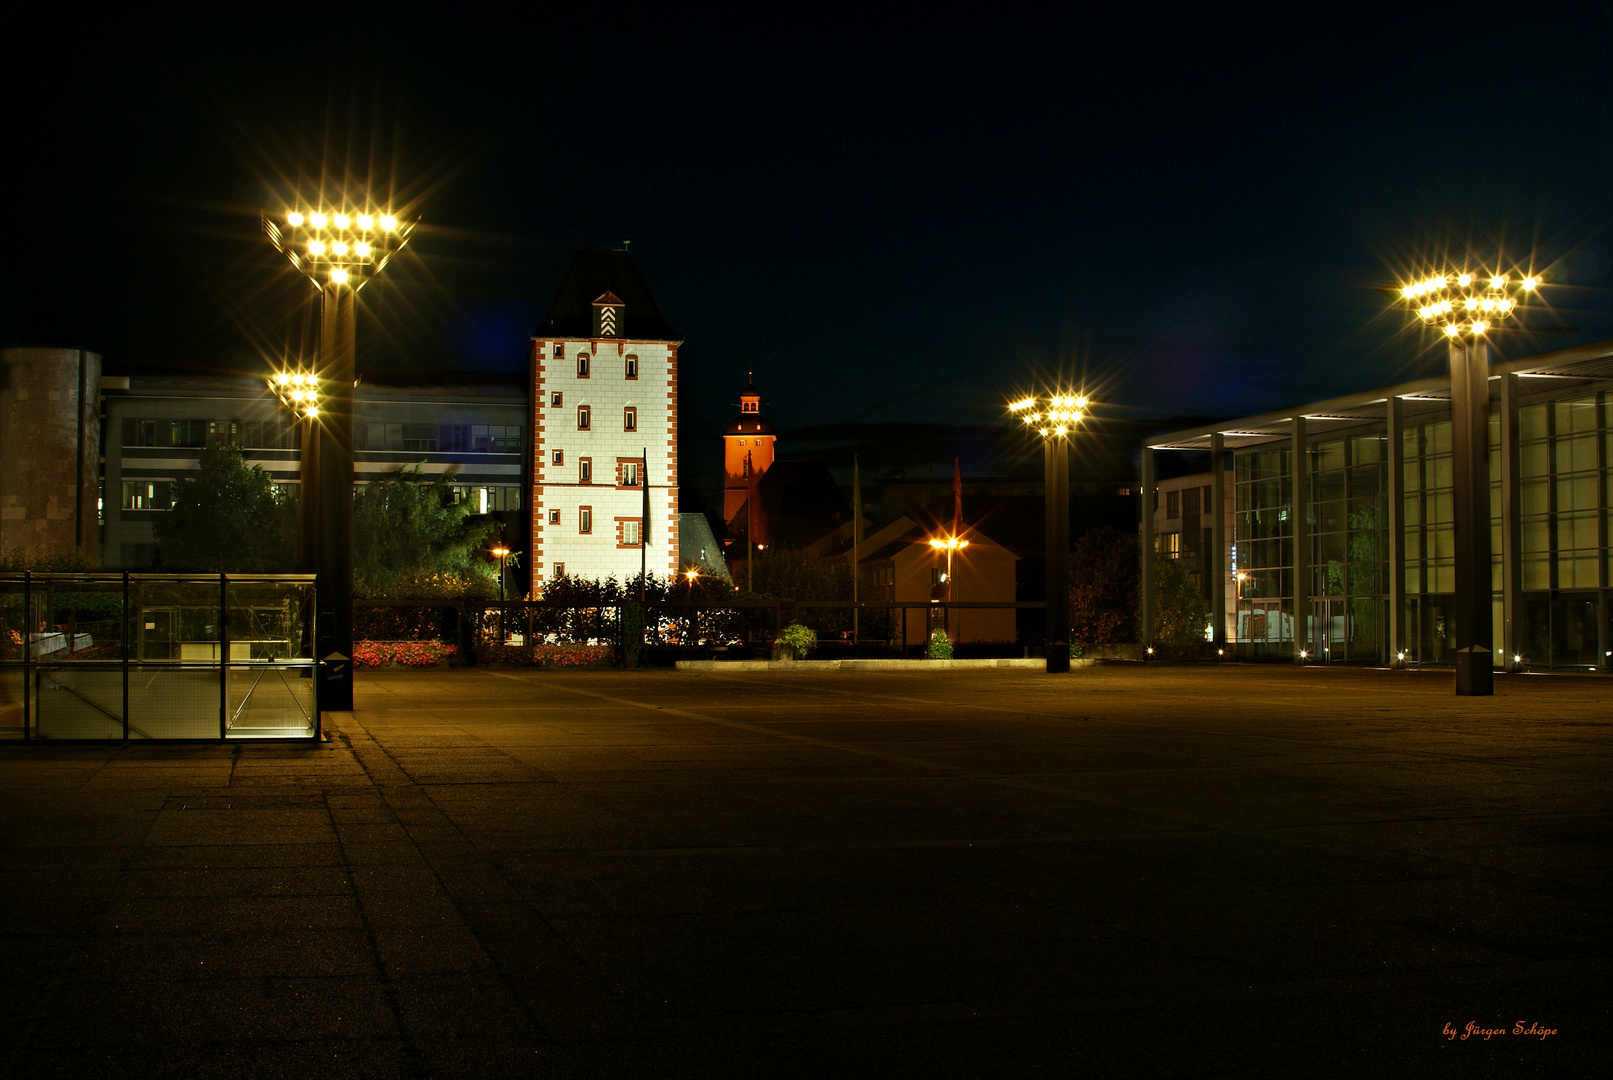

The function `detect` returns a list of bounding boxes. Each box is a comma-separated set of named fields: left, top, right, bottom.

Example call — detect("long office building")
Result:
left=1143, top=339, right=1613, bottom=672
left=103, top=372, right=527, bottom=569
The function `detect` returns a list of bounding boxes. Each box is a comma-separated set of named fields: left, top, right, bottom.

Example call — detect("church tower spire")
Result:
left=723, top=373, right=775, bottom=526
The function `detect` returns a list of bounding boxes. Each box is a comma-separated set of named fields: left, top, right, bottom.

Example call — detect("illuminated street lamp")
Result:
left=928, top=535, right=970, bottom=641
left=267, top=365, right=325, bottom=573
left=263, top=203, right=417, bottom=711
left=1008, top=393, right=1088, bottom=673
left=1394, top=268, right=1541, bottom=695
left=490, top=546, right=511, bottom=603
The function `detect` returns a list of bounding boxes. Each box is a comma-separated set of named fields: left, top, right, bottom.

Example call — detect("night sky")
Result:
left=6, top=7, right=1613, bottom=460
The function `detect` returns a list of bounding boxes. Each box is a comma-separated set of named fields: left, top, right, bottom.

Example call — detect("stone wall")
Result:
left=0, top=348, right=101, bottom=564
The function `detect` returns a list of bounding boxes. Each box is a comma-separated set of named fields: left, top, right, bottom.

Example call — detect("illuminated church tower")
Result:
left=723, top=374, right=775, bottom=526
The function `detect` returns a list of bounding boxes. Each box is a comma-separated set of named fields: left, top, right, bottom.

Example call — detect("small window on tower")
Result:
left=548, top=509, right=561, bottom=525
left=579, top=458, right=592, bottom=484
left=625, top=355, right=638, bottom=379
left=579, top=508, right=592, bottom=534
left=578, top=353, right=590, bottom=378
left=552, top=449, right=564, bottom=466
left=577, top=406, right=590, bottom=430
left=623, top=407, right=637, bottom=432
left=553, top=343, right=564, bottom=358
left=551, top=391, right=563, bottom=408
left=553, top=562, right=565, bottom=578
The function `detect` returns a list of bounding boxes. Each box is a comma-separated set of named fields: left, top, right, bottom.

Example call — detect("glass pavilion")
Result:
left=1142, top=340, right=1613, bottom=671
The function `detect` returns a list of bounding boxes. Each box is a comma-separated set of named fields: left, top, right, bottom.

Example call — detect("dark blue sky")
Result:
left=5, top=4, right=1612, bottom=450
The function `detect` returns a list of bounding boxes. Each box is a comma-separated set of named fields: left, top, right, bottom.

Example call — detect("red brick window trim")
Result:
left=551, top=391, right=563, bottom=408
left=578, top=457, right=592, bottom=484
left=625, top=354, right=638, bottom=380
left=577, top=353, right=590, bottom=378
left=616, top=517, right=643, bottom=548
left=623, top=407, right=637, bottom=432
left=577, top=406, right=590, bottom=430
left=616, top=457, right=642, bottom=489
left=552, top=449, right=564, bottom=466
left=579, top=506, right=593, bottom=534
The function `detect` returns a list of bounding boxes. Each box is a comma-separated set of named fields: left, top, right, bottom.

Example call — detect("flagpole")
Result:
left=746, top=452, right=754, bottom=594
left=953, top=457, right=963, bottom=643
left=640, top=446, right=648, bottom=604
left=852, top=454, right=860, bottom=646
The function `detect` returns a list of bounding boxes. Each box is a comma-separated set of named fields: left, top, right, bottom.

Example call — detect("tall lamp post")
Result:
left=1009, top=393, right=1087, bottom=673
left=1394, top=269, right=1540, bottom=695
left=491, top=546, right=510, bottom=603
left=928, top=535, right=969, bottom=642
left=264, top=205, right=416, bottom=711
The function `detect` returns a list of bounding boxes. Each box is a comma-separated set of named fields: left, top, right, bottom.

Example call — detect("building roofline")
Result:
left=1147, top=337, right=1613, bottom=451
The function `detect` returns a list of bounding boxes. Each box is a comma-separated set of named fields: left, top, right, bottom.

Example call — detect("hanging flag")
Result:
left=953, top=456, right=963, bottom=538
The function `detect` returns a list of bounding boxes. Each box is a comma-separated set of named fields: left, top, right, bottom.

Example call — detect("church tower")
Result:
left=723, top=374, right=775, bottom=526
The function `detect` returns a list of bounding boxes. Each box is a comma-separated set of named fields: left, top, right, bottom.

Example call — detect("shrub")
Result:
left=352, top=641, right=459, bottom=667
left=773, top=622, right=817, bottom=657
left=926, top=629, right=954, bottom=660
left=478, top=642, right=613, bottom=668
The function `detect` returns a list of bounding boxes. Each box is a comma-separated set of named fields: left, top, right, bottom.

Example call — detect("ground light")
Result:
left=1394, top=266, right=1542, bottom=696
left=262, top=202, right=419, bottom=710
left=1010, top=394, right=1088, bottom=673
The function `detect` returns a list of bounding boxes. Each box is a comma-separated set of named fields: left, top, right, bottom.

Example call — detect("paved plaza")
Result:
left=0, top=664, right=1608, bottom=1077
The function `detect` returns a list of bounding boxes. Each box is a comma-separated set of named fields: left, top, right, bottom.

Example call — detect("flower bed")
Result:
left=353, top=640, right=458, bottom=668
left=480, top=642, right=613, bottom=668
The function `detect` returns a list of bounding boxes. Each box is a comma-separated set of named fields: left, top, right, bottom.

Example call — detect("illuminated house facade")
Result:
left=1143, top=339, right=1613, bottom=671
left=528, top=249, right=679, bottom=588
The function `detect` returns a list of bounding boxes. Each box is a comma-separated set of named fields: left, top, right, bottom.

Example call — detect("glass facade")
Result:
left=1227, top=389, right=1611, bottom=670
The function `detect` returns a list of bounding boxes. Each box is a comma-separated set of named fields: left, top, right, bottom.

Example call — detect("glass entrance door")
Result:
left=1312, top=598, right=1345, bottom=663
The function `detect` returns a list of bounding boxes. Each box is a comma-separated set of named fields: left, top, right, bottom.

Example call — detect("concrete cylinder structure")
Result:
left=0, top=347, right=102, bottom=564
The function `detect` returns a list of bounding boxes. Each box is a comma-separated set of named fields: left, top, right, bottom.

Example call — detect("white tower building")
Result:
left=528, top=249, right=680, bottom=589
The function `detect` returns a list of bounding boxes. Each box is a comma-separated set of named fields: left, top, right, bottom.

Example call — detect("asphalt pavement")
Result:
left=1, top=663, right=1607, bottom=1078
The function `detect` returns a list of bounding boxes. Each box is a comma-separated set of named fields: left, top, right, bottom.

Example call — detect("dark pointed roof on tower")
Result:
left=539, top=249, right=678, bottom=340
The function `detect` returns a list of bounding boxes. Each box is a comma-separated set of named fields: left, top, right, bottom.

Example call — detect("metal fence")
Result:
left=1, top=573, right=319, bottom=741
left=463, top=599, right=1050, bottom=663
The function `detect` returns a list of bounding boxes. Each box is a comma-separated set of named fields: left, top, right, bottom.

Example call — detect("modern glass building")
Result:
left=1142, top=339, right=1612, bottom=672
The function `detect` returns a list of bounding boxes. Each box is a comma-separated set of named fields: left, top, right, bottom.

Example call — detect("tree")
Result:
left=154, top=443, right=295, bottom=572
left=745, top=546, right=851, bottom=602
left=1069, top=527, right=1139, bottom=643
left=1152, top=554, right=1210, bottom=644
left=352, top=466, right=501, bottom=596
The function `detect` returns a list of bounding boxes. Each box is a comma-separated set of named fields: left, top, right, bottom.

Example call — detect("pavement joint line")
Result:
left=480, top=670, right=1254, bottom=834
left=318, top=785, right=437, bottom=1076
left=693, top=670, right=1613, bottom=763
left=332, top=711, right=624, bottom=1041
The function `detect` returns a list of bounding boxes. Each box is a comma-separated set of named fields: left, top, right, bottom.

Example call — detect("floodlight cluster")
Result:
left=1398, top=271, right=1539, bottom=338
left=1008, top=393, right=1089, bottom=438
left=268, top=369, right=322, bottom=419
left=263, top=205, right=415, bottom=287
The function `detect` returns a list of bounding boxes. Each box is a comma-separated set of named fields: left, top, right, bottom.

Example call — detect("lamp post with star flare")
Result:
left=263, top=205, right=417, bottom=710
left=1008, top=393, right=1088, bottom=673
left=1395, top=269, right=1541, bottom=695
